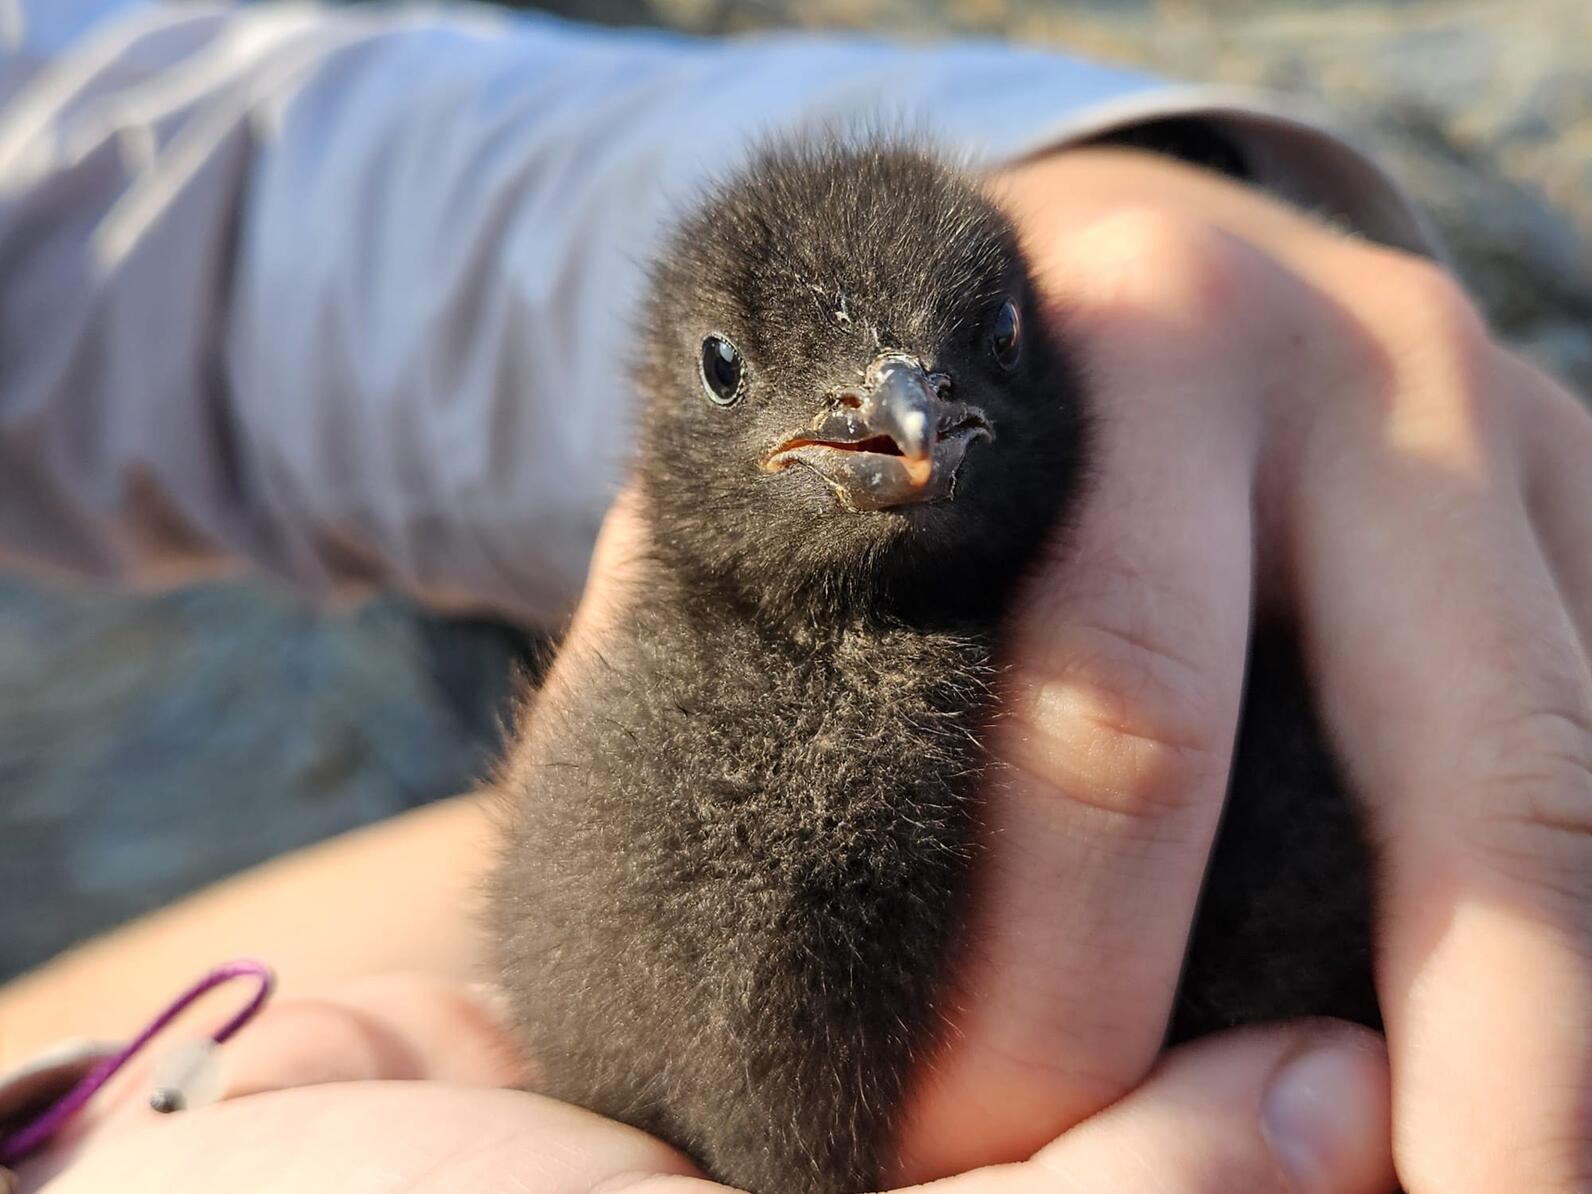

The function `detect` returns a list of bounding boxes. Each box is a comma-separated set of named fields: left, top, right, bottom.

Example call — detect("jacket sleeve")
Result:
left=0, top=1, right=1435, bottom=625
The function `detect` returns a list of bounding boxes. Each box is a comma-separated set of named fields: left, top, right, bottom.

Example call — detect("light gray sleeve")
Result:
left=0, top=0, right=1433, bottom=626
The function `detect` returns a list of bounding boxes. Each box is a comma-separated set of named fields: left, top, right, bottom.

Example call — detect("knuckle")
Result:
left=1461, top=704, right=1592, bottom=908
left=1070, top=206, right=1253, bottom=323
left=1372, top=251, right=1487, bottom=346
left=1331, top=250, right=1508, bottom=455
left=1367, top=255, right=1493, bottom=390
left=999, top=614, right=1231, bottom=826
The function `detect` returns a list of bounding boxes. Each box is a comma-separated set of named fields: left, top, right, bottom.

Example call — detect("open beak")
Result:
left=762, top=354, right=994, bottom=511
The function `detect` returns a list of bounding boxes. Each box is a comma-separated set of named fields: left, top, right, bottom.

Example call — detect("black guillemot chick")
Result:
left=489, top=138, right=1377, bottom=1194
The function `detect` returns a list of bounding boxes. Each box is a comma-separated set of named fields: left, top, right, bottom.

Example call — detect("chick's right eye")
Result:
left=989, top=299, right=1022, bottom=371
left=700, top=335, right=744, bottom=406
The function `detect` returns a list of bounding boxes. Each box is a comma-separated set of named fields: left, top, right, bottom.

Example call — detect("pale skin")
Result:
left=4, top=145, right=1590, bottom=1192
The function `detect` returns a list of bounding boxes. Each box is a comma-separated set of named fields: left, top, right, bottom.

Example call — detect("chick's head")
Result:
left=636, top=140, right=1085, bottom=622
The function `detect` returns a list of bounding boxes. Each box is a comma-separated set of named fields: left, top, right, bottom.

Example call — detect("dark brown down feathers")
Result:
left=489, top=139, right=1377, bottom=1194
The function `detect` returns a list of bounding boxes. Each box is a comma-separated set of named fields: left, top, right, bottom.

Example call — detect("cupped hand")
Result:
left=15, top=970, right=1392, bottom=1193
left=888, top=148, right=1591, bottom=1192
left=358, top=144, right=1586, bottom=1193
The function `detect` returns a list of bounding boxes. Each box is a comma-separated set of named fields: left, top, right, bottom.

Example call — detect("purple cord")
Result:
left=0, top=959, right=275, bottom=1167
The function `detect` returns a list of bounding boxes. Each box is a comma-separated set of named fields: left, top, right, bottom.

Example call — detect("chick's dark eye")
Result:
left=990, top=299, right=1022, bottom=371
left=700, top=334, right=744, bottom=406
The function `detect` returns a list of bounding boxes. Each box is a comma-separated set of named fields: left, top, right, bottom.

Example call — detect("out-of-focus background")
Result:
left=1, top=0, right=1587, bottom=982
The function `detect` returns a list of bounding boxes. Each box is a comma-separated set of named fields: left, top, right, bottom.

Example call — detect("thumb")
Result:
left=596, top=1022, right=1395, bottom=1194
left=908, top=1021, right=1394, bottom=1194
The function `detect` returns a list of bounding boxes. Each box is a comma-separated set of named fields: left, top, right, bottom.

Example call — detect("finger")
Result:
left=24, top=1083, right=705, bottom=1194
left=512, top=484, right=650, bottom=751
left=607, top=1023, right=1394, bottom=1194
left=496, top=486, right=651, bottom=823
left=85, top=973, right=526, bottom=1137
left=218, top=973, right=528, bottom=1098
left=1515, top=355, right=1592, bottom=655
left=1291, top=259, right=1592, bottom=1191
left=1015, top=1022, right=1395, bottom=1194
left=562, top=484, right=650, bottom=648
left=892, top=207, right=1285, bottom=1179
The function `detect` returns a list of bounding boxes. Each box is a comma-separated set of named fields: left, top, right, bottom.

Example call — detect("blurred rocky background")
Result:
left=2, top=0, right=1586, bottom=980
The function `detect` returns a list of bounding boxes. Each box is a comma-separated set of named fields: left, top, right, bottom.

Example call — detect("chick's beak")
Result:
left=856, top=357, right=939, bottom=486
left=763, top=354, right=994, bottom=512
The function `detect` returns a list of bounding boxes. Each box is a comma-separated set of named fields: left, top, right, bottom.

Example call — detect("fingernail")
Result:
left=1260, top=1040, right=1384, bottom=1193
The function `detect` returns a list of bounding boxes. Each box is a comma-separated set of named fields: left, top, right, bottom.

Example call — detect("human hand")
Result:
left=884, top=148, right=1592, bottom=1192
left=12, top=971, right=1392, bottom=1193
left=29, top=140, right=1577, bottom=1194
left=8, top=972, right=695, bottom=1193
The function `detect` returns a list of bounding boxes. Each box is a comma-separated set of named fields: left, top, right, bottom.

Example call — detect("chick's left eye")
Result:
left=700, top=335, right=744, bottom=406
left=990, top=299, right=1022, bottom=371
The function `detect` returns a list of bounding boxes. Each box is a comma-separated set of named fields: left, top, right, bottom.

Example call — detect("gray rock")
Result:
left=0, top=577, right=527, bottom=978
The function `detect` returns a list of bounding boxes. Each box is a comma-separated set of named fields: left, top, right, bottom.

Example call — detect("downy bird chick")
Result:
left=490, top=139, right=1378, bottom=1194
